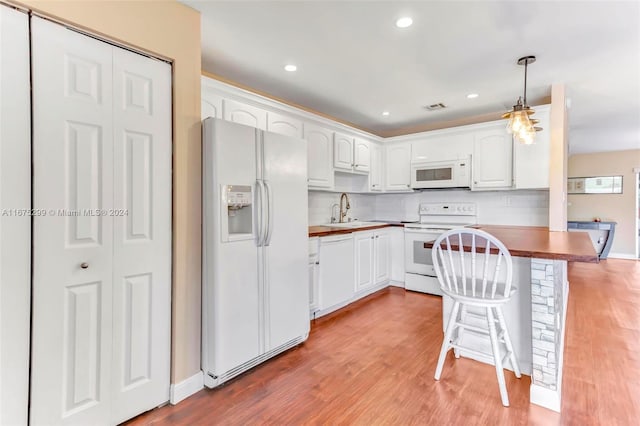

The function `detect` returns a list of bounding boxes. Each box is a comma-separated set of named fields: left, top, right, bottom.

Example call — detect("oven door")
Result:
left=404, top=228, right=444, bottom=276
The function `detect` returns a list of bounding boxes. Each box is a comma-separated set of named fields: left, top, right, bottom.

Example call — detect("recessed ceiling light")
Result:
left=382, top=111, right=390, bottom=116
left=284, top=64, right=297, bottom=72
left=466, top=93, right=479, bottom=99
left=395, top=17, right=413, bottom=28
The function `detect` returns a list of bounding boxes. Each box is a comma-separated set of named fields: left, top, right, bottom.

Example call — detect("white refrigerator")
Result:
left=202, top=118, right=310, bottom=388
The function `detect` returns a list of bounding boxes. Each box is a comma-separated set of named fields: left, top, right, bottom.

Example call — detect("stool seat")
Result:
left=432, top=228, right=522, bottom=407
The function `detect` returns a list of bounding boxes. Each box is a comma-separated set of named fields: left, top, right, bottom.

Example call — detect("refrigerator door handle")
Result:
left=264, top=181, right=274, bottom=246
left=256, top=180, right=265, bottom=246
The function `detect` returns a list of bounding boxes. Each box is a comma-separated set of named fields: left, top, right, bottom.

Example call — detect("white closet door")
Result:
left=31, top=17, right=172, bottom=425
left=111, top=48, right=171, bottom=424
left=31, top=17, right=115, bottom=425
left=0, top=6, right=31, bottom=426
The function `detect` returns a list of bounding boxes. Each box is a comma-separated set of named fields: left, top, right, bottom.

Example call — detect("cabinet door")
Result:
left=472, top=127, right=513, bottom=190
left=201, top=87, right=223, bottom=120
left=385, top=143, right=412, bottom=191
left=267, top=111, right=303, bottom=138
left=369, top=143, right=383, bottom=191
left=333, top=132, right=354, bottom=171
left=354, top=232, right=374, bottom=291
left=308, top=260, right=319, bottom=313
left=513, top=107, right=550, bottom=189
left=354, top=138, right=371, bottom=173
left=374, top=231, right=391, bottom=284
left=304, top=124, right=334, bottom=188
left=223, top=98, right=267, bottom=130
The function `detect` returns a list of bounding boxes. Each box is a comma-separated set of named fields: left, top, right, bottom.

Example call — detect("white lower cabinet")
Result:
left=308, top=238, right=319, bottom=314
left=374, top=231, right=391, bottom=284
left=354, top=232, right=375, bottom=291
left=315, top=228, right=393, bottom=317
left=355, top=230, right=391, bottom=292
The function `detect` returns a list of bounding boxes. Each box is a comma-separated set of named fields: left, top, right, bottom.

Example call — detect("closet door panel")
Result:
left=31, top=17, right=114, bottom=426
left=111, top=47, right=172, bottom=424
left=0, top=6, right=31, bottom=426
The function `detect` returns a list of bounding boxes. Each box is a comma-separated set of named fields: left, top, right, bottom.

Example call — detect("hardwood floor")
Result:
left=127, top=259, right=640, bottom=425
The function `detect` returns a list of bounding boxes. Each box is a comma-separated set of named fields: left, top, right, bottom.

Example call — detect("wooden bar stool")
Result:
left=432, top=228, right=521, bottom=407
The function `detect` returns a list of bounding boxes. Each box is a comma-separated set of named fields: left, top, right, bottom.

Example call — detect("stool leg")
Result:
left=454, top=305, right=467, bottom=358
left=495, top=306, right=521, bottom=379
left=486, top=306, right=509, bottom=407
left=435, top=301, right=460, bottom=381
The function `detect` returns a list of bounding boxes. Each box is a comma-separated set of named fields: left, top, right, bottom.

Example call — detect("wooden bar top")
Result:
left=423, top=224, right=599, bottom=263
left=309, top=223, right=403, bottom=238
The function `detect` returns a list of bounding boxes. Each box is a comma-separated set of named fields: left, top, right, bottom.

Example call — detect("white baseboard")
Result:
left=170, top=371, right=204, bottom=405
left=607, top=252, right=637, bottom=260
left=389, top=280, right=405, bottom=288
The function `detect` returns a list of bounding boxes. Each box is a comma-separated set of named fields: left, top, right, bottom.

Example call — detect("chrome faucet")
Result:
left=339, top=193, right=351, bottom=223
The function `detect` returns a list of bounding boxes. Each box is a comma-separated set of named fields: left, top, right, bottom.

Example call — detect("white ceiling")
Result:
left=184, top=0, right=640, bottom=154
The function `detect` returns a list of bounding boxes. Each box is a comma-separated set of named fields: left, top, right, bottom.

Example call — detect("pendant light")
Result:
left=502, top=55, right=542, bottom=145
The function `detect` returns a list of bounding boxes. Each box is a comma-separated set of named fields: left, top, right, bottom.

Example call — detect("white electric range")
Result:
left=404, top=202, right=477, bottom=295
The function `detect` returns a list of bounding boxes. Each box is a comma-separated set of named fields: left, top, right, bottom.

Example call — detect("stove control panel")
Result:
left=419, top=202, right=477, bottom=216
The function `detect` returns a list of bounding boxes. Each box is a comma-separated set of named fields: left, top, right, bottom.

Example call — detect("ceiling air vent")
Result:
left=425, top=103, right=447, bottom=111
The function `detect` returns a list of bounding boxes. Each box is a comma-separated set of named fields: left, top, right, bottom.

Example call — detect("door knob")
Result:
left=80, top=262, right=89, bottom=269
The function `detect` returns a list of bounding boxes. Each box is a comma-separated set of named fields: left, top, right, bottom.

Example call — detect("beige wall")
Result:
left=568, top=150, right=640, bottom=257
left=548, top=84, right=569, bottom=231
left=12, top=0, right=202, bottom=384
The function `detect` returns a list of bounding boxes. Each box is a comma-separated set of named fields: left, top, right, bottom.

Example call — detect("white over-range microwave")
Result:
left=410, top=157, right=471, bottom=189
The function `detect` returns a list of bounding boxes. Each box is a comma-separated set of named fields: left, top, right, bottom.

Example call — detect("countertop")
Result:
left=423, top=224, right=599, bottom=263
left=309, top=222, right=404, bottom=237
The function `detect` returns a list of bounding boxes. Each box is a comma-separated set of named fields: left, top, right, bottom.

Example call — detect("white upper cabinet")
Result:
left=267, top=111, right=303, bottom=138
left=353, top=138, right=371, bottom=172
left=223, top=99, right=267, bottom=130
left=385, top=143, right=412, bottom=191
left=305, top=124, right=334, bottom=188
left=201, top=88, right=223, bottom=120
left=334, top=133, right=371, bottom=174
left=333, top=132, right=354, bottom=171
left=472, top=125, right=513, bottom=190
left=412, top=131, right=473, bottom=163
left=513, top=106, right=551, bottom=189
left=369, top=143, right=383, bottom=191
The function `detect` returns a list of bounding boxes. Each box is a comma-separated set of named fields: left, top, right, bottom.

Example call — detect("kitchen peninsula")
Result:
left=425, top=225, right=597, bottom=412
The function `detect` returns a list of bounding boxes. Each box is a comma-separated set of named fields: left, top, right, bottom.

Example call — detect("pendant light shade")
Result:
left=503, top=56, right=542, bottom=145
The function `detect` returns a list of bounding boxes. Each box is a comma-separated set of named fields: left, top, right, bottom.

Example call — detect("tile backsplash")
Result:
left=309, top=189, right=549, bottom=226
left=308, top=191, right=376, bottom=225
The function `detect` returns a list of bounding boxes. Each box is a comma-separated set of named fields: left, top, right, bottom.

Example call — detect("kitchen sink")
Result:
left=325, top=221, right=386, bottom=228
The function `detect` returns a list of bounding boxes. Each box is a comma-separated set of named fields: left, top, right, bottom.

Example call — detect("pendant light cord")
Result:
left=523, top=61, right=528, bottom=106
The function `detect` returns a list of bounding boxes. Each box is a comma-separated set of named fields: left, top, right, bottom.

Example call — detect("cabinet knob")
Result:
left=80, top=262, right=89, bottom=269
left=315, top=261, right=319, bottom=265
left=375, top=235, right=379, bottom=238
left=406, top=184, right=410, bottom=188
